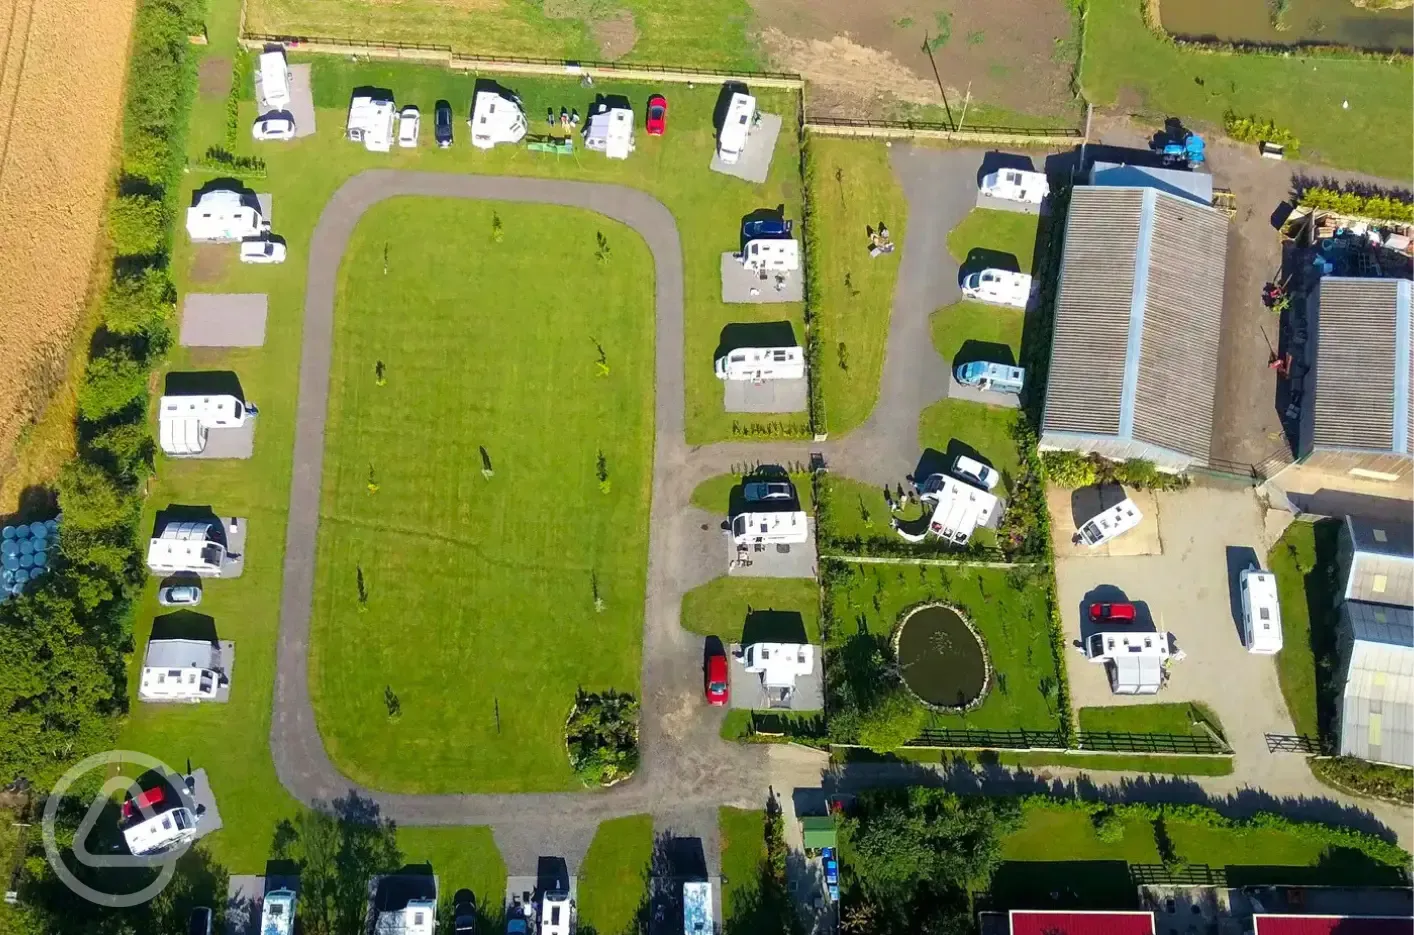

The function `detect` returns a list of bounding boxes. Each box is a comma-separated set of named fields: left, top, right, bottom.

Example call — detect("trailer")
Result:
left=158, top=394, right=247, bottom=456
left=1239, top=565, right=1283, bottom=654
left=717, top=92, right=756, bottom=165
left=961, top=269, right=1032, bottom=308
left=146, top=521, right=227, bottom=576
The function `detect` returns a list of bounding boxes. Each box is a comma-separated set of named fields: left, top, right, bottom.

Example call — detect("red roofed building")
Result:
left=1009, top=910, right=1158, bottom=935
left=1254, top=916, right=1412, bottom=935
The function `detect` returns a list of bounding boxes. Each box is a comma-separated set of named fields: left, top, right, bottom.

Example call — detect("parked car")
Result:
left=744, top=480, right=792, bottom=502
left=240, top=238, right=287, bottom=264
left=251, top=111, right=296, bottom=141
left=452, top=891, right=477, bottom=935
left=434, top=100, right=453, bottom=148
left=742, top=217, right=792, bottom=240
left=1088, top=601, right=1136, bottom=624
left=398, top=105, right=420, bottom=147
left=705, top=648, right=729, bottom=706
left=645, top=94, right=667, bottom=135
left=158, top=583, right=202, bottom=607
left=951, top=454, right=1000, bottom=491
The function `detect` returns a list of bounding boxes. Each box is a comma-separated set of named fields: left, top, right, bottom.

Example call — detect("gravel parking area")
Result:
left=720, top=252, right=804, bottom=303
left=723, top=377, right=807, bottom=413
left=709, top=113, right=781, bottom=184
left=180, top=293, right=268, bottom=347
left=287, top=64, right=316, bottom=138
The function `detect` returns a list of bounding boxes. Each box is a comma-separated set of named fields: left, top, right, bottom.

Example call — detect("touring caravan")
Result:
left=1076, top=497, right=1143, bottom=547
left=138, top=639, right=223, bottom=702
left=717, top=92, right=756, bottom=164
left=961, top=269, right=1032, bottom=308
left=146, top=522, right=227, bottom=577
left=158, top=394, right=246, bottom=456
left=731, top=511, right=809, bottom=547
left=258, top=49, right=291, bottom=110
left=469, top=90, right=528, bottom=150
left=584, top=104, right=635, bottom=159
left=1240, top=565, right=1283, bottom=654
left=714, top=346, right=805, bottom=381
left=185, top=190, right=269, bottom=242
left=347, top=93, right=396, bottom=152
left=979, top=168, right=1049, bottom=205
left=741, top=237, right=799, bottom=273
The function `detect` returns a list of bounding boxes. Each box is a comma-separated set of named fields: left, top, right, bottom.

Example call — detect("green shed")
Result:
left=800, top=816, right=836, bottom=850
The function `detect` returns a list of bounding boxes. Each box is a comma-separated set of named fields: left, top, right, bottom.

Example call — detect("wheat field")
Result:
left=0, top=0, right=138, bottom=506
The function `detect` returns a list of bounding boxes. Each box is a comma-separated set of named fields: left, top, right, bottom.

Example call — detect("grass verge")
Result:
left=681, top=577, right=821, bottom=643
left=396, top=827, right=506, bottom=931
left=1077, top=702, right=1227, bottom=740
left=719, top=807, right=765, bottom=927
left=579, top=816, right=654, bottom=935
left=946, top=208, right=1041, bottom=273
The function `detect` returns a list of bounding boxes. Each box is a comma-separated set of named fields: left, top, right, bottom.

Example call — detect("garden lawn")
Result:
left=816, top=474, right=912, bottom=545
left=805, top=138, right=908, bottom=436
left=1267, top=519, right=1340, bottom=738
left=825, top=560, right=1062, bottom=732
left=308, top=198, right=653, bottom=793
left=579, top=816, right=654, bottom=935
left=1081, top=0, right=1413, bottom=178
left=946, top=208, right=1040, bottom=273
left=681, top=577, right=821, bottom=643
left=1078, top=702, right=1227, bottom=740
left=397, top=827, right=506, bottom=929
left=720, top=807, right=766, bottom=929
left=931, top=300, right=1024, bottom=367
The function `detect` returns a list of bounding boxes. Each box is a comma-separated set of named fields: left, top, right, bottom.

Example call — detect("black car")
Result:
left=435, top=100, right=454, bottom=148
left=452, top=889, right=477, bottom=934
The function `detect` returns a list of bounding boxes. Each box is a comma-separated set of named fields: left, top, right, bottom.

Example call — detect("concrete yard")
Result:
left=180, top=294, right=269, bottom=347
left=1048, top=485, right=1162, bottom=558
left=218, top=516, right=248, bottom=578
left=723, top=377, right=808, bottom=413
left=725, top=525, right=817, bottom=579
left=720, top=252, right=804, bottom=303
left=727, top=643, right=824, bottom=712
left=257, top=193, right=273, bottom=222
left=187, top=767, right=224, bottom=840
left=709, top=112, right=781, bottom=184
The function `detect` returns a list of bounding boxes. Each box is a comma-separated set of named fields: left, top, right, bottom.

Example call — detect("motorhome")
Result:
left=916, top=473, right=999, bottom=545
left=954, top=361, right=1025, bottom=394
left=139, top=639, right=223, bottom=702
left=158, top=394, right=247, bottom=456
left=185, top=190, right=269, bottom=242
left=260, top=889, right=297, bottom=935
left=469, top=90, right=528, bottom=150
left=584, top=104, right=634, bottom=159
left=146, top=521, right=227, bottom=577
left=740, top=237, right=799, bottom=273
left=119, top=784, right=197, bottom=856
left=961, top=269, right=1032, bottom=308
left=539, top=889, right=573, bottom=935
left=348, top=93, right=396, bottom=152
left=731, top=510, right=809, bottom=547
left=717, top=92, right=756, bottom=164
left=1085, top=630, right=1170, bottom=695
left=1076, top=498, right=1143, bottom=547
left=979, top=168, right=1049, bottom=205
left=258, top=49, right=291, bottom=110
left=714, top=346, right=805, bottom=381
left=682, top=881, right=711, bottom=935
left=1240, top=565, right=1283, bottom=654
left=741, top=643, right=814, bottom=691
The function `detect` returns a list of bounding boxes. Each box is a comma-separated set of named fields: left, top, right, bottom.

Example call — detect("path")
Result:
left=272, top=160, right=1410, bottom=881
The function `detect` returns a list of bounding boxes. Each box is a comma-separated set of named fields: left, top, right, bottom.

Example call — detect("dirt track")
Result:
left=0, top=0, right=137, bottom=481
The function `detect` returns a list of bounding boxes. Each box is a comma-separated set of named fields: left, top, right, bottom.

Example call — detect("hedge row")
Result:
left=800, top=141, right=826, bottom=434
left=0, top=0, right=205, bottom=785
left=1298, top=187, right=1414, bottom=223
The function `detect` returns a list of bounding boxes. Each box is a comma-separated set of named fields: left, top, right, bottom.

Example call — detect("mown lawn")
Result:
left=946, top=208, right=1040, bottom=274
left=1082, top=0, right=1413, bottom=178
left=825, top=560, right=1062, bottom=732
left=719, top=807, right=766, bottom=928
left=918, top=397, right=1023, bottom=483
left=805, top=138, right=909, bottom=436
left=1078, top=702, right=1227, bottom=740
left=308, top=198, right=653, bottom=793
left=931, top=300, right=1024, bottom=368
left=1266, top=518, right=1341, bottom=738
left=681, top=577, right=821, bottom=643
left=396, top=827, right=506, bottom=929
left=579, top=816, right=654, bottom=935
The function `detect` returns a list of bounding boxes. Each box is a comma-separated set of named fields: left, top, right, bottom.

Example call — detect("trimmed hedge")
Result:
left=1298, top=187, right=1414, bottom=223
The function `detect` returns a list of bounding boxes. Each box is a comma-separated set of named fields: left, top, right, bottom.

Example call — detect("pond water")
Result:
left=896, top=605, right=988, bottom=710
left=1162, top=0, right=1412, bottom=52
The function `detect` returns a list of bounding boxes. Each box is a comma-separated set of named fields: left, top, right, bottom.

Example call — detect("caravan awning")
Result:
left=800, top=816, right=835, bottom=849
left=1111, top=655, right=1162, bottom=694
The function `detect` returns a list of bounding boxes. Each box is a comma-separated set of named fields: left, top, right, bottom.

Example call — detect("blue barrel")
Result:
left=1, top=569, right=12, bottom=585
left=18, top=553, right=33, bottom=570
left=18, top=539, right=32, bottom=556
left=14, top=569, right=29, bottom=585
left=1, top=541, right=16, bottom=558
left=29, top=522, right=46, bottom=540
left=31, top=550, right=47, bottom=569
left=1, top=526, right=13, bottom=540
left=45, top=519, right=58, bottom=535
left=13, top=524, right=28, bottom=540
left=1, top=554, right=15, bottom=571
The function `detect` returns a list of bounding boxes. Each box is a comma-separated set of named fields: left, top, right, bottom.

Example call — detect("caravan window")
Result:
left=772, top=350, right=788, bottom=361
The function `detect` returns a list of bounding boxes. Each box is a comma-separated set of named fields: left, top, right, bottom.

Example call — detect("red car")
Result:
left=646, top=94, right=668, bottom=136
left=1089, top=601, right=1137, bottom=623
left=705, top=649, right=728, bottom=705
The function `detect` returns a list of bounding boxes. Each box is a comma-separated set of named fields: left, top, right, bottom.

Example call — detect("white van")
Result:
left=1076, top=497, right=1143, bottom=547
left=258, top=50, right=291, bottom=110
left=961, top=269, right=1032, bottom=308
left=1239, top=565, right=1283, bottom=654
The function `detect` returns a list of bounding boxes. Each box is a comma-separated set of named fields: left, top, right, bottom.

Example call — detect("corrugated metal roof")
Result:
left=1338, top=602, right=1414, bottom=767
left=1011, top=912, right=1155, bottom=935
left=1344, top=517, right=1414, bottom=608
left=1310, top=277, right=1413, bottom=454
left=1090, top=162, right=1214, bottom=206
left=1042, top=186, right=1228, bottom=462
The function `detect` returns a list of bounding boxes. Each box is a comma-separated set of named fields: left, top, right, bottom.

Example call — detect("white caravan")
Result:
left=717, top=92, right=756, bottom=164
left=147, top=521, right=227, bottom=577
left=961, top=269, right=1032, bottom=308
left=258, top=49, right=291, bottom=110
left=584, top=104, right=634, bottom=159
left=715, top=346, right=805, bottom=381
left=469, top=90, right=528, bottom=149
left=682, top=881, right=711, bottom=935
left=375, top=900, right=436, bottom=935
left=1076, top=497, right=1143, bottom=547
left=139, top=639, right=222, bottom=702
left=185, top=189, right=269, bottom=242
left=119, top=786, right=197, bottom=856
left=540, top=889, right=573, bottom=935
left=979, top=168, right=1049, bottom=205
left=732, top=510, right=809, bottom=546
left=261, top=889, right=297, bottom=935
left=742, top=642, right=815, bottom=690
left=1240, top=565, right=1283, bottom=654
left=158, top=394, right=247, bottom=456
left=348, top=93, right=396, bottom=152
left=1085, top=630, right=1170, bottom=695
left=913, top=473, right=999, bottom=545
left=741, top=237, right=799, bottom=273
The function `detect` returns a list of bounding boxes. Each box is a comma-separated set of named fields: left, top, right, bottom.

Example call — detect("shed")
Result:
left=1335, top=600, right=1414, bottom=767
left=1338, top=515, right=1414, bottom=608
left=1296, top=276, right=1412, bottom=484
left=1040, top=185, right=1229, bottom=472
left=800, top=816, right=836, bottom=850
left=469, top=90, right=527, bottom=150
left=584, top=104, right=634, bottom=159
left=185, top=189, right=268, bottom=242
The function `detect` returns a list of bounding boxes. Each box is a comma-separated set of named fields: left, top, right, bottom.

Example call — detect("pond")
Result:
left=895, top=604, right=989, bottom=710
left=1161, top=0, right=1412, bottom=52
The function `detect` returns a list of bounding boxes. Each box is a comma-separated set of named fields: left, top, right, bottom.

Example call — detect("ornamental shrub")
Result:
left=1298, top=187, right=1414, bottom=223
left=1041, top=450, right=1097, bottom=488
left=1222, top=112, right=1301, bottom=157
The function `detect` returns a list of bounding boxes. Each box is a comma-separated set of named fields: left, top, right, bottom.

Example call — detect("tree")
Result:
left=856, top=685, right=925, bottom=751
left=273, top=794, right=402, bottom=935
left=103, top=268, right=174, bottom=338
left=86, top=421, right=156, bottom=483
left=107, top=193, right=167, bottom=256
left=78, top=348, right=149, bottom=422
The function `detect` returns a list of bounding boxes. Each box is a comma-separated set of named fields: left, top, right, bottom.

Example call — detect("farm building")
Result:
left=139, top=638, right=224, bottom=702
left=1089, top=161, right=1213, bottom=206
left=185, top=189, right=269, bottom=242
left=1292, top=276, right=1412, bottom=486
left=1338, top=516, right=1414, bottom=607
left=1039, top=184, right=1229, bottom=472
left=348, top=93, right=396, bottom=152
left=584, top=103, right=634, bottom=159
left=469, top=90, right=527, bottom=149
left=158, top=394, right=247, bottom=456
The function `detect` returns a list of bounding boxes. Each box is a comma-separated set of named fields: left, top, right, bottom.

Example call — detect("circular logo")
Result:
left=42, top=750, right=196, bottom=907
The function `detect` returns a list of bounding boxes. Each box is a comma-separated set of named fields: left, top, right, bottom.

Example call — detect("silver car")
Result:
left=157, top=583, right=202, bottom=607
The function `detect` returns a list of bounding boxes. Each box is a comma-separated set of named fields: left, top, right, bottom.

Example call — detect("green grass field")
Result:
left=804, top=138, right=908, bottom=436
left=579, top=816, right=654, bottom=935
left=308, top=198, right=653, bottom=793
left=719, top=807, right=766, bottom=928
left=1081, top=0, right=1413, bottom=178
left=946, top=208, right=1040, bottom=274
left=1267, top=519, right=1336, bottom=738
left=931, top=300, right=1024, bottom=368
left=825, top=561, right=1061, bottom=732
left=1077, top=702, right=1227, bottom=740
left=680, top=577, right=821, bottom=642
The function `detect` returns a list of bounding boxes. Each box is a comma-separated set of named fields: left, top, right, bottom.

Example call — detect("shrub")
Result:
left=1222, top=112, right=1301, bottom=157
left=78, top=348, right=149, bottom=422
left=566, top=689, right=640, bottom=786
left=85, top=421, right=156, bottom=483
left=121, top=130, right=171, bottom=184
left=1310, top=756, right=1413, bottom=805
left=1297, top=187, right=1414, bottom=223
left=107, top=193, right=167, bottom=256
left=1041, top=450, right=1097, bottom=488
left=858, top=687, right=926, bottom=752
left=103, top=267, right=174, bottom=336
left=1092, top=808, right=1125, bottom=843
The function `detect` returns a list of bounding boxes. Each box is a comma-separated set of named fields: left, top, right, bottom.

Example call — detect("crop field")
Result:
left=0, top=0, right=137, bottom=503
